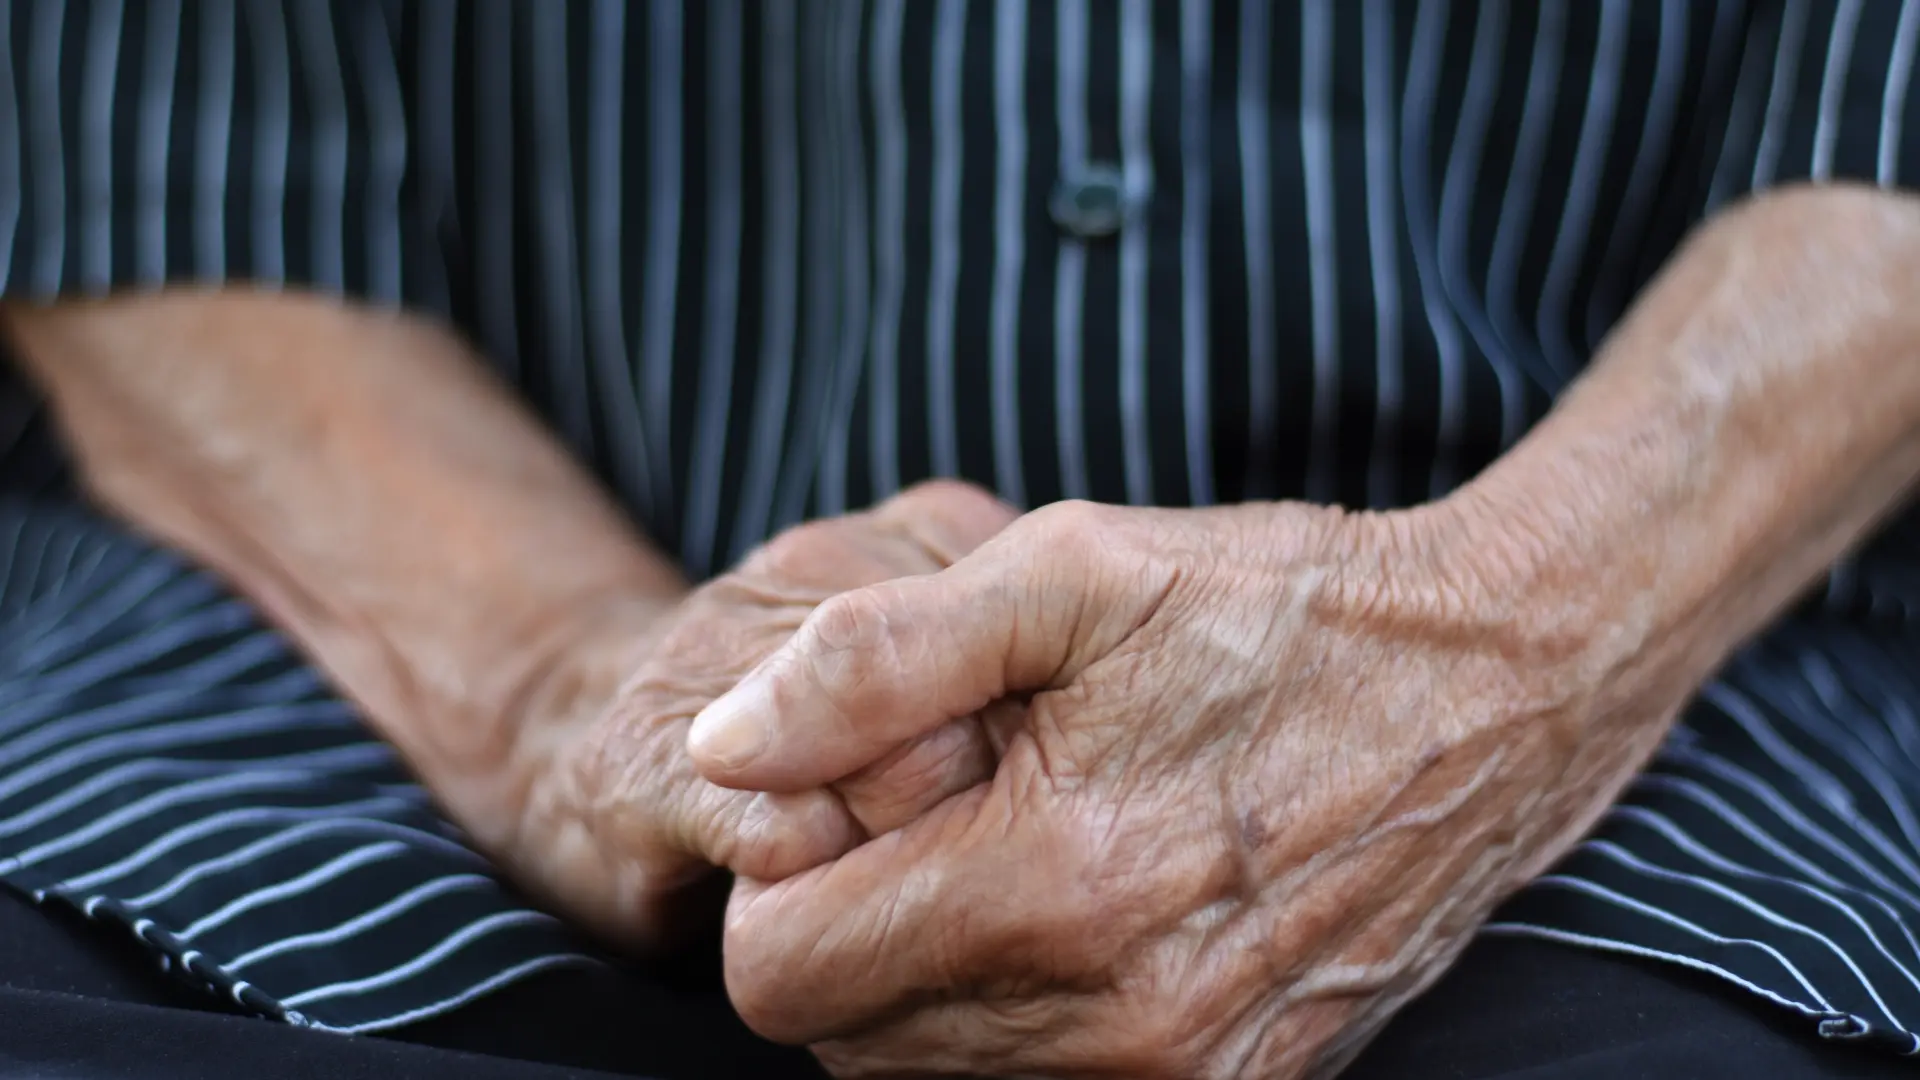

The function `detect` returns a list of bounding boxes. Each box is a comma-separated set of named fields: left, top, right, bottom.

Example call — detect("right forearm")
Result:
left=3, top=289, right=684, bottom=790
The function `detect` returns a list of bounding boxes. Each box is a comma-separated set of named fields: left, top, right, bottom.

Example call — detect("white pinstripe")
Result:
left=48, top=797, right=477, bottom=895
left=134, top=0, right=182, bottom=285
left=1535, top=0, right=1629, bottom=380
left=988, top=0, right=1030, bottom=509
left=227, top=872, right=495, bottom=972
left=1880, top=0, right=1920, bottom=184
left=178, top=842, right=409, bottom=942
left=728, top=1, right=802, bottom=563
left=869, top=0, right=911, bottom=504
left=682, top=0, right=746, bottom=574
left=191, top=0, right=235, bottom=278
left=474, top=2, right=521, bottom=377
left=1431, top=0, right=1521, bottom=459
left=1482, top=922, right=1835, bottom=1019
left=246, top=0, right=291, bottom=284
left=529, top=4, right=596, bottom=462
left=925, top=0, right=969, bottom=481
left=1610, top=804, right=1920, bottom=1002
left=1400, top=0, right=1473, bottom=498
left=1651, top=747, right=1920, bottom=916
left=1054, top=0, right=1093, bottom=503
left=1118, top=0, right=1155, bottom=506
left=1483, top=0, right=1566, bottom=401
left=583, top=0, right=651, bottom=515
left=27, top=0, right=70, bottom=293
left=0, top=6, right=20, bottom=291
left=1753, top=0, right=1814, bottom=189
left=349, top=5, right=404, bottom=306
left=291, top=0, right=348, bottom=292
left=280, top=910, right=559, bottom=1008
left=1529, top=873, right=1838, bottom=1010
left=332, top=954, right=597, bottom=1034
left=1179, top=0, right=1214, bottom=507
left=1814, top=0, right=1865, bottom=180
left=771, top=7, right=850, bottom=533
left=1593, top=838, right=1909, bottom=1030
left=0, top=703, right=357, bottom=800
left=1237, top=0, right=1276, bottom=501
left=817, top=0, right=876, bottom=519
left=122, top=816, right=438, bottom=909
left=1299, top=0, right=1339, bottom=504
left=77, top=0, right=124, bottom=291
left=413, top=0, right=458, bottom=314
left=1360, top=0, right=1404, bottom=511
left=0, top=742, right=393, bottom=840
left=1708, top=681, right=1920, bottom=895
left=639, top=0, right=685, bottom=518
left=1585, top=0, right=1695, bottom=348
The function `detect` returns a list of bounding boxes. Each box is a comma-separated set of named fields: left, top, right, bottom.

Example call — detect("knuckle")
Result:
left=567, top=712, right=675, bottom=821
left=1024, top=499, right=1114, bottom=557
left=840, top=721, right=992, bottom=834
left=880, top=480, right=1023, bottom=565
left=719, top=790, right=856, bottom=879
left=740, top=519, right=842, bottom=579
left=804, top=587, right=895, bottom=660
left=892, top=478, right=1015, bottom=521
left=894, top=476, right=992, bottom=505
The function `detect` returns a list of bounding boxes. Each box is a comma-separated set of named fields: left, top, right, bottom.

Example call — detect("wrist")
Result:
left=1424, top=185, right=1920, bottom=718
left=409, top=586, right=680, bottom=856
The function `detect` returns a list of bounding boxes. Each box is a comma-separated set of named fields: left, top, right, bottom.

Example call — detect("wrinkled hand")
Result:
left=689, top=499, right=1679, bottom=1078
left=474, top=481, right=1017, bottom=946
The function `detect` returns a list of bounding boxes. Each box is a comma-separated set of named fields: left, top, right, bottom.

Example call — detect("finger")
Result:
left=722, top=772, right=1090, bottom=1045
left=714, top=718, right=992, bottom=879
left=672, top=781, right=867, bottom=883
left=834, top=717, right=994, bottom=838
left=569, top=670, right=868, bottom=888
left=807, top=995, right=1096, bottom=1080
left=868, top=479, right=1020, bottom=565
left=688, top=523, right=1096, bottom=791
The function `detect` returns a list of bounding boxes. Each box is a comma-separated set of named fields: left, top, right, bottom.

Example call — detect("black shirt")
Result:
left=3, top=0, right=1920, bottom=1055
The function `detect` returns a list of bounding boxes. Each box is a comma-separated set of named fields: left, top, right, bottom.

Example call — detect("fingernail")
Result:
left=689, top=681, right=772, bottom=769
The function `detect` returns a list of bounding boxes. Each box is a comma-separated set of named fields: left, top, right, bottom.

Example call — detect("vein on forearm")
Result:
left=1455, top=183, right=1920, bottom=710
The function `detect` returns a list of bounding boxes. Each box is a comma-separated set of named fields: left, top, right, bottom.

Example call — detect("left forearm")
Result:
left=1447, top=183, right=1920, bottom=713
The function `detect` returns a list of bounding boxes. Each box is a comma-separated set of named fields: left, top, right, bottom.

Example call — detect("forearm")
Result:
left=1448, top=183, right=1920, bottom=712
left=3, top=290, right=684, bottom=788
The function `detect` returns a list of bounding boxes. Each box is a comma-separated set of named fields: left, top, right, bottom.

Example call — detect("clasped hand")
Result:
left=677, top=494, right=1678, bottom=1079
left=491, top=480, right=1676, bottom=1078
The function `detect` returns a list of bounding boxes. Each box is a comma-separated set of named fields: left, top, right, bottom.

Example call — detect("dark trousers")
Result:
left=0, top=888, right=1910, bottom=1080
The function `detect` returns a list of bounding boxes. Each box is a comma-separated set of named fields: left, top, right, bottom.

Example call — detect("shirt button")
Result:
left=1049, top=162, right=1135, bottom=239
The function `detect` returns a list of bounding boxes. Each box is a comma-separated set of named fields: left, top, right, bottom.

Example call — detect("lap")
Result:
left=4, top=492, right=1919, bottom=1077
left=1350, top=935, right=1915, bottom=1079
left=0, top=885, right=819, bottom=1079
left=3, top=882, right=1898, bottom=1080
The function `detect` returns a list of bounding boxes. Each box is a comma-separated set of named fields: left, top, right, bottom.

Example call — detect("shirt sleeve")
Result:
left=0, top=0, right=444, bottom=310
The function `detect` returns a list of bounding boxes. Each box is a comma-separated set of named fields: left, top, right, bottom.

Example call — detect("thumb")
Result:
left=686, top=516, right=1105, bottom=792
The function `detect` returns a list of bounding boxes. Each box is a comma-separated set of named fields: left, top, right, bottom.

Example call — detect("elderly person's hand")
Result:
left=5, top=290, right=1014, bottom=951
left=690, top=185, right=1920, bottom=1078
left=499, top=480, right=1016, bottom=944
left=690, top=497, right=1670, bottom=1078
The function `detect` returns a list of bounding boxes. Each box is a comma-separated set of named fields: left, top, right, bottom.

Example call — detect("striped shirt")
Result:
left=4, top=0, right=1920, bottom=1054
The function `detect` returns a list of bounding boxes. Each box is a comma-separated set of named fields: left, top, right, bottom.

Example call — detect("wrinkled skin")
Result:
left=689, top=498, right=1681, bottom=1078
left=486, top=481, right=1018, bottom=946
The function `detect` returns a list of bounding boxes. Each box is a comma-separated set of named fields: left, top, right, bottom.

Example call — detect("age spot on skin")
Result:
left=1239, top=810, right=1269, bottom=854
